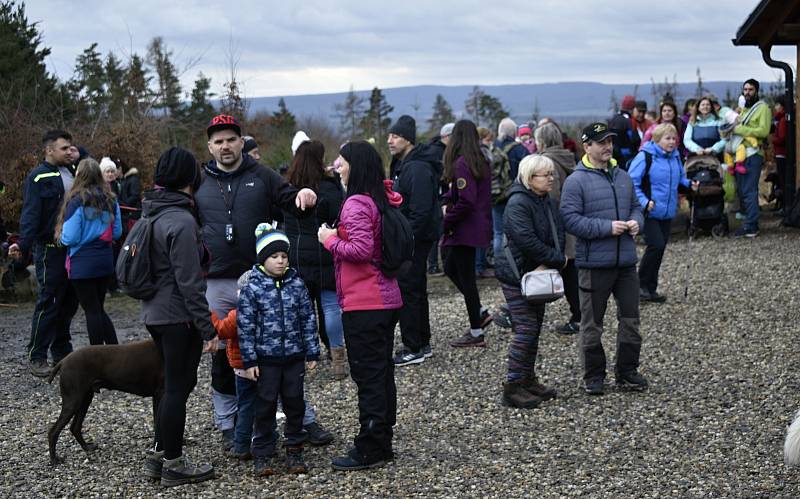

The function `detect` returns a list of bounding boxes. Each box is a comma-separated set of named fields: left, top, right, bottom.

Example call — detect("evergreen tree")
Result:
left=478, top=93, right=508, bottom=130
left=0, top=0, right=60, bottom=119
left=695, top=67, right=707, bottom=98
left=530, top=97, right=541, bottom=124
left=125, top=54, right=152, bottom=116
left=104, top=52, right=126, bottom=120
left=71, top=42, right=106, bottom=118
left=608, top=90, right=619, bottom=114
left=146, top=37, right=182, bottom=116
left=334, top=87, right=366, bottom=141
left=271, top=97, right=296, bottom=134
left=464, top=86, right=484, bottom=124
left=361, top=87, right=393, bottom=143
left=427, top=93, right=455, bottom=133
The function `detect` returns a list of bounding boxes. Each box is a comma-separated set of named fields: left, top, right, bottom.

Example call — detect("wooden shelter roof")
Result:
left=733, top=0, right=800, bottom=47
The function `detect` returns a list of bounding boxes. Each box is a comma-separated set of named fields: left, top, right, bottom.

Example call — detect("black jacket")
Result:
left=283, top=176, right=344, bottom=292
left=119, top=169, right=142, bottom=209
left=18, top=161, right=74, bottom=254
left=140, top=189, right=216, bottom=340
left=608, top=111, right=640, bottom=166
left=495, top=182, right=565, bottom=287
left=390, top=143, right=443, bottom=242
left=195, top=155, right=305, bottom=278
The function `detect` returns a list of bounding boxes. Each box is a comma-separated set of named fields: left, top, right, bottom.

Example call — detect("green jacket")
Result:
left=734, top=100, right=771, bottom=155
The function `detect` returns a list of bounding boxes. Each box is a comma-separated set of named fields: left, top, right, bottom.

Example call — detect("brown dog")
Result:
left=47, top=340, right=164, bottom=465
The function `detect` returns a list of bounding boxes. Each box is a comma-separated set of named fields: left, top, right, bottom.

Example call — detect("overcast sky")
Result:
left=26, top=0, right=796, bottom=99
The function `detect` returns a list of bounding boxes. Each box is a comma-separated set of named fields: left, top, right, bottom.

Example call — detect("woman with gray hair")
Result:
left=535, top=122, right=580, bottom=334
left=494, top=154, right=565, bottom=409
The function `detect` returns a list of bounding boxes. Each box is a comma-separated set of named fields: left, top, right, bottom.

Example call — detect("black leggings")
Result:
left=71, top=276, right=118, bottom=345
left=443, top=245, right=483, bottom=329
left=147, top=324, right=203, bottom=460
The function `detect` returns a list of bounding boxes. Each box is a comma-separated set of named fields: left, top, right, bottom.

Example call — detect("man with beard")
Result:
left=732, top=79, right=771, bottom=237
left=388, top=115, right=443, bottom=366
left=195, top=115, right=333, bottom=451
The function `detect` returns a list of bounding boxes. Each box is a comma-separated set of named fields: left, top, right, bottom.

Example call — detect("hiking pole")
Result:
left=683, top=201, right=695, bottom=300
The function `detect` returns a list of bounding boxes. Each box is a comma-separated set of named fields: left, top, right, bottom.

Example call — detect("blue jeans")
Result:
left=321, top=290, right=344, bottom=348
left=735, top=154, right=763, bottom=231
left=492, top=203, right=506, bottom=261
left=475, top=248, right=489, bottom=273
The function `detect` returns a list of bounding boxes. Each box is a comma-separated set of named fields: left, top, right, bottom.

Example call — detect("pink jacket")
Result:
left=323, top=181, right=403, bottom=312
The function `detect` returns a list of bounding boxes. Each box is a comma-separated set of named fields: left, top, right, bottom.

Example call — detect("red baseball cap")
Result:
left=206, top=114, right=242, bottom=138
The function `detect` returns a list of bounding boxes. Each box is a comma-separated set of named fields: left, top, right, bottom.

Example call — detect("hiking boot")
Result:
left=584, top=378, right=605, bottom=396
left=556, top=321, right=579, bottom=335
left=521, top=375, right=557, bottom=401
left=221, top=429, right=235, bottom=452
left=143, top=448, right=163, bottom=480
left=286, top=446, right=308, bottom=474
left=304, top=422, right=334, bottom=446
left=616, top=371, right=649, bottom=392
left=449, top=332, right=486, bottom=348
left=29, top=359, right=51, bottom=378
left=226, top=447, right=252, bottom=460
left=494, top=308, right=513, bottom=329
left=421, top=344, right=433, bottom=359
left=331, top=448, right=385, bottom=471
left=160, top=454, right=215, bottom=487
left=254, top=456, right=275, bottom=477
left=502, top=379, right=543, bottom=409
left=640, top=289, right=666, bottom=303
left=330, top=346, right=348, bottom=380
left=393, top=348, right=425, bottom=367
left=480, top=309, right=494, bottom=329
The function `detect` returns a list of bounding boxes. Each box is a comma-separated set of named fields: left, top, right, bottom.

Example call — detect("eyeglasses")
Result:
left=531, top=172, right=555, bottom=178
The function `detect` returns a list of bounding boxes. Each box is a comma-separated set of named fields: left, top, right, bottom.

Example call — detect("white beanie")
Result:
left=291, top=131, right=311, bottom=156
left=99, top=157, right=117, bottom=173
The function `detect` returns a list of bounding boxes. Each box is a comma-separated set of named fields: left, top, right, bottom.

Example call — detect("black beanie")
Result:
left=388, top=115, right=416, bottom=145
left=154, top=147, right=198, bottom=190
left=243, top=136, right=258, bottom=154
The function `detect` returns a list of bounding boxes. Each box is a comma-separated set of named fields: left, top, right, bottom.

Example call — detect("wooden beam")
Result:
left=759, top=5, right=793, bottom=47
left=796, top=44, right=800, bottom=190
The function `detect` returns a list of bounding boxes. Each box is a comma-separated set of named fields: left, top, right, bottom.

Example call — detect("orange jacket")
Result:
left=211, top=309, right=243, bottom=369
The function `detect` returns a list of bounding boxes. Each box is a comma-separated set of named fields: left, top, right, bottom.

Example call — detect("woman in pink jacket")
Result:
left=318, top=141, right=402, bottom=471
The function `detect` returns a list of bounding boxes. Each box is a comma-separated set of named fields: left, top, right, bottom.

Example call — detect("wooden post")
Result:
left=797, top=45, right=800, bottom=190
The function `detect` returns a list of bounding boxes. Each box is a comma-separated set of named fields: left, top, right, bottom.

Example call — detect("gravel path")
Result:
left=1, top=219, right=800, bottom=498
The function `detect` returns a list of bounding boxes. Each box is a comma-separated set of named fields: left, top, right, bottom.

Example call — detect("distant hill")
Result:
left=244, top=81, right=744, bottom=128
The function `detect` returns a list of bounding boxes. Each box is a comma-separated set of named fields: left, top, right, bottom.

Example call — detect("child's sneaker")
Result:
left=286, top=446, right=308, bottom=474
left=734, top=162, right=747, bottom=175
left=254, top=456, right=275, bottom=476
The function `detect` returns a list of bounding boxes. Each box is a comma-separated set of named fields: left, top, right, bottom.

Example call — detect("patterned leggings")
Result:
left=501, top=283, right=545, bottom=382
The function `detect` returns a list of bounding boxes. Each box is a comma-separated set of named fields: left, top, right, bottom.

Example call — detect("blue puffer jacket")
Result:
left=60, top=192, right=122, bottom=279
left=560, top=156, right=644, bottom=269
left=237, top=265, right=320, bottom=367
left=628, top=142, right=690, bottom=221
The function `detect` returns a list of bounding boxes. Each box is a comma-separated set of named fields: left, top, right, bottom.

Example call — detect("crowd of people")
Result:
left=5, top=77, right=786, bottom=487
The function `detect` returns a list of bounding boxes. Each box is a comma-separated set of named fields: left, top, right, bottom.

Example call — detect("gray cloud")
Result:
left=26, top=0, right=795, bottom=97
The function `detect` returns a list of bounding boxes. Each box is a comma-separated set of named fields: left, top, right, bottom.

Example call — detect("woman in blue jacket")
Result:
left=629, top=124, right=697, bottom=303
left=55, top=158, right=122, bottom=344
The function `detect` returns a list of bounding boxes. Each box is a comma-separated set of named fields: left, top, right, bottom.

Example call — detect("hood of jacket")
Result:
left=141, top=188, right=196, bottom=217
left=250, top=265, right=298, bottom=288
left=204, top=153, right=261, bottom=180
left=392, top=143, right=444, bottom=179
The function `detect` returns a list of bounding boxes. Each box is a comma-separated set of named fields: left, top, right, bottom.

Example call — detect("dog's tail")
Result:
left=785, top=408, right=800, bottom=465
left=46, top=361, right=62, bottom=384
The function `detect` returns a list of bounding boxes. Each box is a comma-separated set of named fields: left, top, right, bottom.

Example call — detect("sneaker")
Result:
left=286, top=446, right=308, bottom=474
left=733, top=227, right=759, bottom=238
left=221, top=429, right=235, bottom=452
left=427, top=266, right=441, bottom=275
left=494, top=309, right=512, bottom=329
left=449, top=331, right=486, bottom=348
left=160, top=454, right=215, bottom=487
left=421, top=344, right=433, bottom=359
left=584, top=378, right=605, bottom=396
left=640, top=289, right=666, bottom=303
left=331, top=448, right=385, bottom=471
left=616, top=371, right=649, bottom=391
left=556, top=321, right=579, bottom=335
left=143, top=448, right=163, bottom=480
left=254, top=456, right=275, bottom=477
left=29, top=359, right=51, bottom=378
left=480, top=309, right=493, bottom=329
left=304, top=422, right=334, bottom=446
left=393, top=348, right=425, bottom=367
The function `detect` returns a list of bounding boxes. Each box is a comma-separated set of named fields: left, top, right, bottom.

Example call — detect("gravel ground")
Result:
left=1, top=216, right=800, bottom=498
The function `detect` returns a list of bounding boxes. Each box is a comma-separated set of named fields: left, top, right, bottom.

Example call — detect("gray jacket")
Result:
left=140, top=189, right=216, bottom=340
left=560, top=159, right=644, bottom=269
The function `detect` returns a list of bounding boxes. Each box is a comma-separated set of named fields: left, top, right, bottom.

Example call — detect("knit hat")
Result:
left=242, top=136, right=258, bottom=154
left=635, top=100, right=648, bottom=112
left=99, top=157, right=117, bottom=173
left=206, top=114, right=241, bottom=138
left=517, top=124, right=532, bottom=137
left=621, top=95, right=636, bottom=111
left=440, top=122, right=455, bottom=137
left=291, top=131, right=311, bottom=155
left=388, top=115, right=416, bottom=144
left=255, top=223, right=290, bottom=262
left=154, top=147, right=198, bottom=190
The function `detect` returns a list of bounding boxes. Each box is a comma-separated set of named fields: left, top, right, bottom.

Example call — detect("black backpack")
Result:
left=115, top=209, right=173, bottom=300
left=376, top=203, right=414, bottom=277
left=627, top=151, right=654, bottom=198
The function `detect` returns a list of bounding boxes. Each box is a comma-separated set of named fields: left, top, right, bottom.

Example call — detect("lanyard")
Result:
left=216, top=178, right=241, bottom=222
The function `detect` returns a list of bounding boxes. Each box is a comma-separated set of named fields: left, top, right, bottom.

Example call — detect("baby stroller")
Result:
left=685, top=155, right=728, bottom=239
